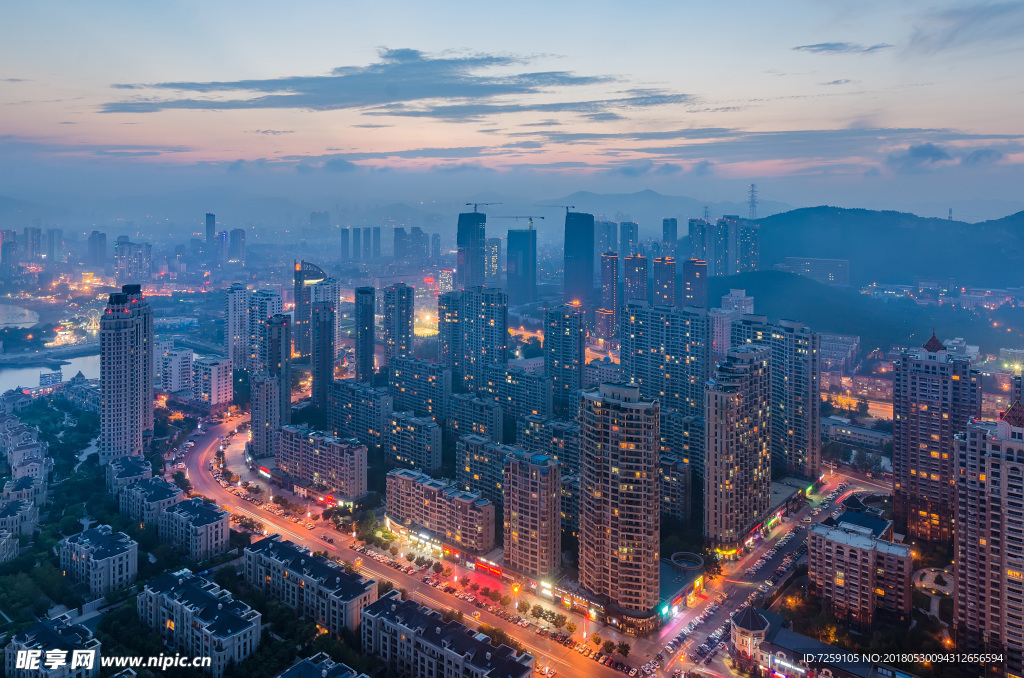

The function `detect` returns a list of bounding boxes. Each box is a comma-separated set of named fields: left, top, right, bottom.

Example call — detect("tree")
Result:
left=480, top=586, right=492, bottom=599
left=172, top=470, right=191, bottom=493
left=405, top=552, right=415, bottom=562
left=433, top=562, right=444, bottom=574
left=442, top=567, right=452, bottom=577
left=553, top=614, right=567, bottom=630
left=518, top=600, right=530, bottom=614
left=591, top=633, right=602, bottom=647
left=499, top=595, right=511, bottom=607
left=616, top=641, right=631, bottom=658
left=602, top=640, right=616, bottom=655
left=415, top=555, right=426, bottom=567
left=469, top=582, right=480, bottom=592
left=531, top=604, right=544, bottom=619
left=856, top=397, right=869, bottom=416
left=566, top=622, right=577, bottom=634
left=390, top=546, right=399, bottom=556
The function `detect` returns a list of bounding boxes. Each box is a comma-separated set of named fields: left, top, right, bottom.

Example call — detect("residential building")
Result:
left=484, top=237, right=501, bottom=280
left=119, top=477, right=183, bottom=524
left=265, top=313, right=292, bottom=425
left=619, top=221, right=639, bottom=257
left=311, top=278, right=343, bottom=359
left=780, top=257, right=850, bottom=286
left=385, top=469, right=496, bottom=553
left=584, top=357, right=621, bottom=389
left=387, top=357, right=452, bottom=421
left=544, top=303, right=586, bottom=416
left=682, top=258, right=707, bottom=308
left=277, top=426, right=368, bottom=500
left=310, top=301, right=336, bottom=414
left=720, top=289, right=754, bottom=314
left=597, top=251, right=619, bottom=340
left=660, top=455, right=691, bottom=522
left=0, top=498, right=38, bottom=536
left=159, top=498, right=230, bottom=562
left=504, top=449, right=561, bottom=578
left=106, top=455, right=152, bottom=496
left=354, top=286, right=376, bottom=383
left=276, top=652, right=370, bottom=678
left=329, top=381, right=392, bottom=448
left=60, top=525, right=137, bottom=597
left=578, top=383, right=660, bottom=633
left=662, top=217, right=678, bottom=255
left=560, top=473, right=580, bottom=537
left=448, top=393, right=503, bottom=442
left=249, top=374, right=281, bottom=458
left=515, top=416, right=580, bottom=474
left=2, top=475, right=46, bottom=507
left=192, top=357, right=233, bottom=409
left=386, top=411, right=442, bottom=472
left=160, top=349, right=193, bottom=393
left=0, top=529, right=18, bottom=563
left=248, top=290, right=284, bottom=374
left=623, top=254, right=648, bottom=304
left=225, top=282, right=249, bottom=369
left=382, top=282, right=414, bottom=367
left=437, top=287, right=508, bottom=392
left=4, top=619, right=102, bottom=678
left=456, top=435, right=519, bottom=507
left=563, top=211, right=595, bottom=304
left=652, top=256, right=676, bottom=307
left=481, top=365, right=552, bottom=423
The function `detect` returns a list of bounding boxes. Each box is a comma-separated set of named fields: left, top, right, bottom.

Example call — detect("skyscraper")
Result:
left=362, top=227, right=371, bottom=259
left=652, top=256, right=676, bottom=307
left=704, top=345, right=771, bottom=556
left=311, top=278, right=343, bottom=359
left=382, top=283, right=414, bottom=367
left=339, top=227, right=350, bottom=261
left=88, top=230, right=106, bottom=267
left=682, top=259, right=708, bottom=308
left=355, top=287, right=376, bottom=383
left=597, top=251, right=619, bottom=340
left=578, top=383, right=660, bottom=633
left=624, top=254, right=648, bottom=304
left=266, top=314, right=292, bottom=425
left=205, top=213, right=216, bottom=248
left=430, top=233, right=441, bottom=262
left=228, top=229, right=246, bottom=264
left=728, top=219, right=760, bottom=274
left=113, top=240, right=153, bottom=284
left=456, top=211, right=487, bottom=290
left=732, top=317, right=822, bottom=480
left=372, top=226, right=381, bottom=260
left=225, top=283, right=249, bottom=370
left=506, top=228, right=537, bottom=305
left=544, top=303, right=586, bottom=417
left=249, top=375, right=280, bottom=459
left=310, top=301, right=336, bottom=414
left=504, top=449, right=561, bottom=579
left=484, top=237, right=502, bottom=280
left=563, top=211, right=595, bottom=304
left=351, top=228, right=361, bottom=262
left=662, top=218, right=678, bottom=256
left=619, top=221, right=639, bottom=257
left=248, top=289, right=284, bottom=374
left=438, top=287, right=508, bottom=392
left=309, top=210, right=329, bottom=229
left=293, top=260, right=327, bottom=359
left=596, top=220, right=617, bottom=257
left=893, top=334, right=981, bottom=543
left=44, top=228, right=63, bottom=265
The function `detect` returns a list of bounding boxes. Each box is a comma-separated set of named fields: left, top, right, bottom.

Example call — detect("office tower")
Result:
left=372, top=226, right=381, bottom=259
left=682, top=259, right=708, bottom=308
left=652, top=256, right=676, bottom=307
left=506, top=227, right=537, bottom=305
left=578, top=383, right=660, bottom=632
left=504, top=449, right=561, bottom=578
left=113, top=240, right=153, bottom=284
left=192, top=357, right=233, bottom=408
left=310, top=302, right=336, bottom=414
left=892, top=334, right=981, bottom=542
left=703, top=345, right=771, bottom=556
left=596, top=220, right=618, bottom=256
left=249, top=375, right=280, bottom=458
left=387, top=357, right=452, bottom=421
left=266, top=314, right=292, bottom=425
left=393, top=227, right=409, bottom=262
left=563, top=211, right=595, bottom=304
left=662, top=218, right=678, bottom=256
left=624, top=254, right=648, bottom=303
left=544, top=303, right=586, bottom=416
left=354, top=286, right=376, bottom=383
left=619, top=221, right=639, bottom=257
left=339, top=227, right=350, bottom=261
left=456, top=211, right=487, bottom=289
left=248, top=289, right=283, bottom=374
left=225, top=283, right=249, bottom=370
left=87, top=230, right=106, bottom=267
left=99, top=287, right=153, bottom=464
left=597, top=251, right=619, bottom=340
left=382, top=282, right=414, bottom=368
left=44, top=228, right=63, bottom=264
left=430, top=233, right=441, bottom=262
left=732, top=317, right=822, bottom=480
left=351, top=228, right=361, bottom=261
left=619, top=301, right=712, bottom=420
left=277, top=426, right=367, bottom=502
left=205, top=212, right=216, bottom=247
left=362, top=227, right=371, bottom=259
left=484, top=237, right=502, bottom=280
left=228, top=228, right=245, bottom=263
left=721, top=288, right=754, bottom=314
left=311, top=278, right=343, bottom=359
left=954, top=407, right=1024, bottom=671
left=386, top=411, right=442, bottom=471
left=309, top=210, right=329, bottom=229
left=293, top=260, right=327, bottom=359
left=437, top=287, right=508, bottom=392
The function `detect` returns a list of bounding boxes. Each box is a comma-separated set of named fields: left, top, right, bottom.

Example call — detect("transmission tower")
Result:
left=747, top=184, right=758, bottom=220
left=703, top=205, right=710, bottom=221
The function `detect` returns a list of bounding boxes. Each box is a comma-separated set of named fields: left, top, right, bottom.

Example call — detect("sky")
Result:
left=2, top=0, right=1024, bottom=222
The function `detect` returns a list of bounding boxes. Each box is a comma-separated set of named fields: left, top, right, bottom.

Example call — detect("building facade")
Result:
left=158, top=498, right=230, bottom=562
left=276, top=426, right=368, bottom=501
left=504, top=449, right=561, bottom=579
left=59, top=525, right=138, bottom=597
left=385, top=469, right=495, bottom=554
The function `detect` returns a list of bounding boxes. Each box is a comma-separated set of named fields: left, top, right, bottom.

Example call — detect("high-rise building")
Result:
left=619, top=221, right=639, bottom=257
left=386, top=412, right=442, bottom=471
left=504, top=449, right=561, bottom=579
left=704, top=345, right=771, bottom=556
left=482, top=365, right=553, bottom=423
left=311, top=278, right=343, bottom=359
left=249, top=374, right=280, bottom=459
left=544, top=303, right=586, bottom=416
left=44, top=228, right=63, bottom=265
left=99, top=285, right=153, bottom=464
left=721, top=289, right=754, bottom=314
left=329, top=381, right=393, bottom=448
left=448, top=394, right=504, bottom=443
left=578, top=383, right=660, bottom=633
left=393, top=227, right=409, bottom=262
left=160, top=349, right=193, bottom=393
left=456, top=435, right=515, bottom=507
left=192, top=357, right=233, bottom=408
left=690, top=217, right=759, bottom=276
left=266, top=314, right=292, bottom=425
left=385, top=469, right=496, bottom=554
left=484, top=237, right=501, bottom=280
left=430, top=233, right=441, bottom=262
left=732, top=317, right=822, bottom=480
left=506, top=228, right=537, bottom=305
left=354, top=287, right=376, bottom=383
left=563, top=211, right=595, bottom=304
left=277, top=426, right=367, bottom=502
left=21, top=226, right=41, bottom=260
left=624, top=254, right=648, bottom=304
left=662, top=218, right=678, bottom=256
left=382, top=283, right=414, bottom=368
left=437, top=287, right=508, bottom=392
left=309, top=210, right=330, bottom=229
left=515, top=416, right=580, bottom=474
left=113, top=239, right=153, bottom=284
left=225, top=283, right=249, bottom=370
left=597, top=251, right=619, bottom=340
left=228, top=228, right=246, bottom=263
left=310, top=301, right=336, bottom=414
left=893, top=334, right=981, bottom=542
left=293, top=260, right=327, bottom=359
left=362, top=227, right=371, bottom=259
left=88, top=230, right=106, bottom=267
left=682, top=259, right=708, bottom=308
left=456, top=211, right=486, bottom=289
left=729, top=218, right=759, bottom=274
left=205, top=212, right=216, bottom=247
left=954, top=405, right=1024, bottom=672
left=351, top=228, right=361, bottom=261
left=652, top=256, right=676, bottom=307
left=596, top=220, right=617, bottom=258
left=372, top=226, right=381, bottom=260
left=248, top=289, right=283, bottom=374
left=340, top=227, right=350, bottom=261
left=387, top=357, right=452, bottom=422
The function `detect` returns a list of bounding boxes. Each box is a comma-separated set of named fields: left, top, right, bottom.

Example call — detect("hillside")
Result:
left=755, top=206, right=1024, bottom=288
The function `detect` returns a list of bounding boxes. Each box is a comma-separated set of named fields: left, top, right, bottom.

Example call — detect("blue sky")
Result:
left=2, top=0, right=1023, bottom=219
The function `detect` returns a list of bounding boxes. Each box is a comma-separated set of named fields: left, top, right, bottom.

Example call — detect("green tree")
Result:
left=566, top=622, right=577, bottom=634
left=553, top=614, right=567, bottom=629
left=531, top=604, right=544, bottom=619
left=591, top=633, right=602, bottom=647
left=602, top=640, right=616, bottom=655
left=433, top=561, right=444, bottom=574
left=172, top=470, right=191, bottom=493
left=617, top=641, right=631, bottom=658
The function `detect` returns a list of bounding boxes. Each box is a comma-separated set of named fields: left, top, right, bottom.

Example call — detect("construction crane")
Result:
left=465, top=202, right=502, bottom=213
left=493, top=215, right=546, bottom=230
left=534, top=204, right=575, bottom=215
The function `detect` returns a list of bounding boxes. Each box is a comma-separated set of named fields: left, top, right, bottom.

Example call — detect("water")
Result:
left=0, top=304, right=39, bottom=329
left=0, top=354, right=100, bottom=393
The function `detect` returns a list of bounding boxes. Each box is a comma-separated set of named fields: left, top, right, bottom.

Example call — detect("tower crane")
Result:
left=535, top=204, right=576, bottom=215
left=465, top=202, right=502, bottom=213
left=493, top=215, right=546, bottom=230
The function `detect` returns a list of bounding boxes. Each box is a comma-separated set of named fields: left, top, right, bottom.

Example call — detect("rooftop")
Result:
left=64, top=525, right=136, bottom=560
left=111, top=454, right=152, bottom=478
left=129, top=477, right=183, bottom=503
left=0, top=498, right=31, bottom=518
left=13, top=619, right=98, bottom=652
left=276, top=652, right=367, bottom=678
left=164, top=498, right=227, bottom=527
left=146, top=569, right=258, bottom=638
left=809, top=522, right=910, bottom=558
left=247, top=535, right=374, bottom=601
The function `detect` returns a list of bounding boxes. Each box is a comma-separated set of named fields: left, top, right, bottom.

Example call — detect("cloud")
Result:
left=908, top=2, right=1024, bottom=53
left=961, top=147, right=1004, bottom=166
left=793, top=42, right=893, bottom=54
left=584, top=112, right=624, bottom=122
left=885, top=142, right=953, bottom=173
left=0, top=134, right=190, bottom=157
left=286, top=146, right=486, bottom=162
left=250, top=129, right=293, bottom=135
left=654, top=163, right=684, bottom=175
left=691, top=160, right=714, bottom=176
left=102, top=47, right=623, bottom=119
left=323, top=158, right=358, bottom=172
left=820, top=79, right=853, bottom=86
left=2, top=78, right=28, bottom=83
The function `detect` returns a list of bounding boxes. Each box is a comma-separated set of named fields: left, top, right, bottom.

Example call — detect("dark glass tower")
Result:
left=293, top=260, right=327, bottom=359
left=563, top=211, right=595, bottom=304
left=310, top=301, right=336, bottom=414
left=355, top=286, right=376, bottom=383
left=456, top=211, right=487, bottom=289
left=506, top=228, right=537, bottom=305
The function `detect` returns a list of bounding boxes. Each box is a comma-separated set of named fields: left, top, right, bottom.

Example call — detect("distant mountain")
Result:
left=757, top=206, right=1024, bottom=287
left=0, top=194, right=68, bottom=224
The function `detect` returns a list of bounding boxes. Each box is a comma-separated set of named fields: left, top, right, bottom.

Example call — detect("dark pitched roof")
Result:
left=247, top=535, right=374, bottom=601
left=146, top=570, right=258, bottom=638
left=732, top=606, right=768, bottom=631
left=840, top=494, right=867, bottom=511
left=922, top=332, right=945, bottom=353
left=13, top=619, right=96, bottom=651
left=165, top=498, right=226, bottom=526
left=276, top=652, right=364, bottom=678
left=65, top=525, right=136, bottom=560
left=1003, top=400, right=1024, bottom=428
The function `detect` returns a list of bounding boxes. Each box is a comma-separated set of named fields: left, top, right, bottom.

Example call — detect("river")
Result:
left=0, top=303, right=40, bottom=329
left=0, top=354, right=101, bottom=393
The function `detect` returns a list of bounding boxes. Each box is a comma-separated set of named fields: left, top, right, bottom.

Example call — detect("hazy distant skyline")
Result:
left=3, top=0, right=1024, bottom=221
